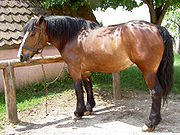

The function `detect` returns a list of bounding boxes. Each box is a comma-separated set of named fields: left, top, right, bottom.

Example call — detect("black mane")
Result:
left=23, top=16, right=98, bottom=42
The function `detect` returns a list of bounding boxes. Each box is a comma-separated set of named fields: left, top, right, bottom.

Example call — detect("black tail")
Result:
left=157, top=26, right=174, bottom=103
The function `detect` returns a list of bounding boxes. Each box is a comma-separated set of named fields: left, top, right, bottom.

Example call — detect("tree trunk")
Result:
left=143, top=0, right=172, bottom=25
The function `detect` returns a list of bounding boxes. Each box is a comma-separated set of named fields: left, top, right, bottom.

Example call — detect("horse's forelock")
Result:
left=23, top=18, right=37, bottom=33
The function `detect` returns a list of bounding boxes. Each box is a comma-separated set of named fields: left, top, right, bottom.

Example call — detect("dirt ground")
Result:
left=1, top=89, right=180, bottom=135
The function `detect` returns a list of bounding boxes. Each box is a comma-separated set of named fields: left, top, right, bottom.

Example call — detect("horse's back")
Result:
left=80, top=20, right=164, bottom=73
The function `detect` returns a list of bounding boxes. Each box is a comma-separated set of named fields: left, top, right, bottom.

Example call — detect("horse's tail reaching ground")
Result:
left=157, top=26, right=174, bottom=103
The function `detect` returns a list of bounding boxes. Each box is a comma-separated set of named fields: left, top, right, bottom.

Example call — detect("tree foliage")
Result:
left=41, top=0, right=180, bottom=25
left=141, top=0, right=180, bottom=25
left=41, top=0, right=87, bottom=11
left=41, top=0, right=139, bottom=11
left=164, top=7, right=180, bottom=38
left=163, top=7, right=180, bottom=52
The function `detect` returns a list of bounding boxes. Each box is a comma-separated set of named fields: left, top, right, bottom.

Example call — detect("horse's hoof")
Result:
left=141, top=124, right=155, bottom=132
left=84, top=111, right=91, bottom=116
left=72, top=114, right=82, bottom=122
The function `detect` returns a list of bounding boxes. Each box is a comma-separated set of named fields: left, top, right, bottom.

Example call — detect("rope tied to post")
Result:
left=40, top=51, right=65, bottom=116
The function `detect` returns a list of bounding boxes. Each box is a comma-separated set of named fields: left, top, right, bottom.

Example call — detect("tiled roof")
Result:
left=0, top=0, right=50, bottom=48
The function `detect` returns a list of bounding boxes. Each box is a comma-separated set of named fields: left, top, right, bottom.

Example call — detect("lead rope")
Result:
left=40, top=50, right=65, bottom=116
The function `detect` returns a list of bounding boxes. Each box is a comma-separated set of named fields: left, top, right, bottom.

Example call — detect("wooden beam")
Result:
left=0, top=55, right=64, bottom=123
left=0, top=55, right=64, bottom=69
left=112, top=72, right=122, bottom=100
left=3, top=62, right=19, bottom=123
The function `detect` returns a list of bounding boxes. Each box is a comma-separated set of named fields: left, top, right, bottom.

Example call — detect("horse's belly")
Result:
left=82, top=54, right=133, bottom=73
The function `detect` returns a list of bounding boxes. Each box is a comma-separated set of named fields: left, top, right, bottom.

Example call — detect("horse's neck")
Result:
left=48, top=35, right=65, bottom=53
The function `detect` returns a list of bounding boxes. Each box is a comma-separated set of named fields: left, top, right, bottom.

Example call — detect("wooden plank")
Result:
left=112, top=72, right=122, bottom=100
left=3, top=62, right=19, bottom=123
left=0, top=55, right=64, bottom=69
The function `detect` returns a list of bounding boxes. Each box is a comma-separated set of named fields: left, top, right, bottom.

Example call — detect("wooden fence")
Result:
left=0, top=56, right=121, bottom=123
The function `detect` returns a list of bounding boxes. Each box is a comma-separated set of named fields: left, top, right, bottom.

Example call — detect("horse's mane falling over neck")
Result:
left=23, top=16, right=98, bottom=43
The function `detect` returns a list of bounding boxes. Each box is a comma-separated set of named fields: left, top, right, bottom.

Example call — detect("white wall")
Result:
left=0, top=46, right=64, bottom=92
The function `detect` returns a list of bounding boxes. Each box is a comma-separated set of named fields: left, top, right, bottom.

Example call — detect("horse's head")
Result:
left=18, top=16, right=48, bottom=62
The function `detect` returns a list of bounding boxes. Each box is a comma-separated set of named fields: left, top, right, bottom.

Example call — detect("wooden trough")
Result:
left=0, top=56, right=121, bottom=123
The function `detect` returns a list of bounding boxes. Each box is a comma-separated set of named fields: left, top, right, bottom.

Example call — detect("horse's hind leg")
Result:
left=141, top=71, right=163, bottom=132
left=82, top=71, right=96, bottom=116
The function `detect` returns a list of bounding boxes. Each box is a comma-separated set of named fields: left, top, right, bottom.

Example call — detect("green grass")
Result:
left=0, top=53, right=180, bottom=126
left=91, top=66, right=147, bottom=94
left=173, top=53, right=180, bottom=94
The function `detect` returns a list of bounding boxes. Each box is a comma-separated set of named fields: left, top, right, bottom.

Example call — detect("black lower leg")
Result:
left=146, top=85, right=163, bottom=129
left=83, top=77, right=95, bottom=112
left=74, top=80, right=86, bottom=117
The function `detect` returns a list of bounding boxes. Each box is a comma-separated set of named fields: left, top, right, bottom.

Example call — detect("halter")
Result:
left=22, top=24, right=48, bottom=53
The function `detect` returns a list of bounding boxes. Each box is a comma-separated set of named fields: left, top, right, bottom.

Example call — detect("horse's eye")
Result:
left=30, top=33, right=35, bottom=37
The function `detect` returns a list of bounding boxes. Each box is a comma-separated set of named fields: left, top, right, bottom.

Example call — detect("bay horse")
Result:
left=17, top=16, right=174, bottom=132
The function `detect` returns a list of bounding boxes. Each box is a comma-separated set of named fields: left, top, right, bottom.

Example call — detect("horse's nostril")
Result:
left=20, top=54, right=24, bottom=62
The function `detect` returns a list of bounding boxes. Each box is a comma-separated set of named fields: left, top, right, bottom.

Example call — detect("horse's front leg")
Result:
left=73, top=79, right=86, bottom=119
left=68, top=66, right=86, bottom=120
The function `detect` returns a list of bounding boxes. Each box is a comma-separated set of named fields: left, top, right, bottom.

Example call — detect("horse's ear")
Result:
left=36, top=16, right=44, bottom=25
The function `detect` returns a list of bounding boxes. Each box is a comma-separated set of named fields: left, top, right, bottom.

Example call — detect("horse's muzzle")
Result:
left=20, top=53, right=30, bottom=62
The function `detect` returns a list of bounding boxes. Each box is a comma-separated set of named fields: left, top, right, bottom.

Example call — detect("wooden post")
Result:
left=3, top=62, right=19, bottom=123
left=0, top=56, right=64, bottom=123
left=113, top=72, right=121, bottom=100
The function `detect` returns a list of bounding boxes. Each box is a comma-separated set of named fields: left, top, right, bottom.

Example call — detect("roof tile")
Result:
left=0, top=39, right=6, bottom=47
left=8, top=7, right=18, bottom=14
left=6, top=22, right=16, bottom=31
left=8, top=1, right=21, bottom=8
left=0, top=14, right=13, bottom=23
left=0, top=1, right=6, bottom=7
left=12, top=14, right=21, bottom=22
left=0, top=7, right=32, bottom=15
left=0, top=0, right=54, bottom=47
left=4, top=39, right=14, bottom=46
left=0, top=31, right=12, bottom=40
left=13, top=23, right=23, bottom=31
left=21, top=15, right=29, bottom=22
left=0, top=14, right=5, bottom=22
left=12, top=38, right=22, bottom=44
left=0, top=22, right=8, bottom=31
left=0, top=7, right=8, bottom=15
left=21, top=1, right=29, bottom=8
left=18, top=7, right=32, bottom=15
